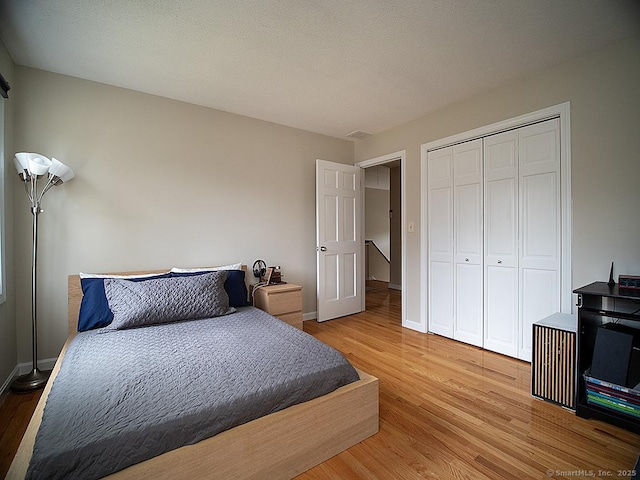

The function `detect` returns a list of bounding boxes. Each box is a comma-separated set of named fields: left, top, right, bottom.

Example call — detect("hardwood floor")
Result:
left=1, top=281, right=638, bottom=479
left=0, top=388, right=42, bottom=478
left=298, top=281, right=639, bottom=479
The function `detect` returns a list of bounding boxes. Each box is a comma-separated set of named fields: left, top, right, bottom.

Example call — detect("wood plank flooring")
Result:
left=298, top=281, right=639, bottom=479
left=1, top=281, right=638, bottom=479
left=0, top=388, right=42, bottom=478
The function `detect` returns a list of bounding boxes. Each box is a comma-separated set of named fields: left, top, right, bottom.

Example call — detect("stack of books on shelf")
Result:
left=584, top=372, right=640, bottom=419
left=585, top=325, right=640, bottom=419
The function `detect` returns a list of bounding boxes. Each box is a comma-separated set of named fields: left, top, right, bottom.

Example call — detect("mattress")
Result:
left=26, top=307, right=359, bottom=480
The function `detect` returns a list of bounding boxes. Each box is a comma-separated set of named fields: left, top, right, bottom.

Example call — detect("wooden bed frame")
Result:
left=8, top=267, right=379, bottom=479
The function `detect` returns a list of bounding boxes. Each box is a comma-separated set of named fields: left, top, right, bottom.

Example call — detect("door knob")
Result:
left=320, top=246, right=327, bottom=252
left=498, top=260, right=502, bottom=264
left=465, top=258, right=469, bottom=262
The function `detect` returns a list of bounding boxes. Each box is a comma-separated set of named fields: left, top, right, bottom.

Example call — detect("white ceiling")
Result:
left=1, top=1, right=639, bottom=140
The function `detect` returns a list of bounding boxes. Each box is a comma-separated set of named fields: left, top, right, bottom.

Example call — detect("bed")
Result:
left=7, top=266, right=379, bottom=479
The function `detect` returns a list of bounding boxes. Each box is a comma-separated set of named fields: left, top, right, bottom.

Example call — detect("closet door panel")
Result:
left=455, top=263, right=483, bottom=346
left=453, top=140, right=482, bottom=184
left=521, top=172, right=559, bottom=268
left=455, top=183, right=482, bottom=259
left=518, top=119, right=561, bottom=361
left=454, top=140, right=482, bottom=267
left=453, top=140, right=483, bottom=346
left=429, top=187, right=453, bottom=258
left=427, top=147, right=454, bottom=338
left=520, top=121, right=558, bottom=173
left=484, top=131, right=518, bottom=268
left=484, top=265, right=518, bottom=357
left=483, top=131, right=518, bottom=356
left=486, top=138, right=517, bottom=173
left=520, top=268, right=558, bottom=361
left=430, top=261, right=454, bottom=336
left=428, top=185, right=454, bottom=338
left=429, top=149, right=454, bottom=185
left=485, top=178, right=517, bottom=261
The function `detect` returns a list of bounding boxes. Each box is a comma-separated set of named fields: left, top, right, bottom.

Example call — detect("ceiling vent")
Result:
left=346, top=130, right=372, bottom=140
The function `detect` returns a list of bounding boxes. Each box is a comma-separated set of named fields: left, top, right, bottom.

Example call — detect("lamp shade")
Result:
left=27, top=153, right=52, bottom=176
left=14, top=156, right=28, bottom=177
left=14, top=152, right=30, bottom=173
left=49, top=157, right=75, bottom=183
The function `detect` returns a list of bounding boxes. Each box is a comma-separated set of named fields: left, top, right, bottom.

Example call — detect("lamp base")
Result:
left=11, top=368, right=51, bottom=392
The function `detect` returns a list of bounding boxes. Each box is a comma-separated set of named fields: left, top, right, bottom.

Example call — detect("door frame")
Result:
left=420, top=102, right=572, bottom=334
left=356, top=150, right=410, bottom=329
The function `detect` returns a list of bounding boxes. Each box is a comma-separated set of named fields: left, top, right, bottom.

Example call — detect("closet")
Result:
left=426, top=118, right=561, bottom=362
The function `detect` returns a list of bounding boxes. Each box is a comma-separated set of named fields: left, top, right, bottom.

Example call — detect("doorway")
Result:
left=357, top=151, right=406, bottom=326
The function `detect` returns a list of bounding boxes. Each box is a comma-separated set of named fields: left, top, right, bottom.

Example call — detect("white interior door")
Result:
left=316, top=159, right=363, bottom=322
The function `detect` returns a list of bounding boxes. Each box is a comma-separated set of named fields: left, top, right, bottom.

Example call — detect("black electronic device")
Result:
left=252, top=259, right=266, bottom=279
left=590, top=326, right=634, bottom=386
left=252, top=260, right=283, bottom=284
left=608, top=262, right=615, bottom=287
left=619, top=275, right=640, bottom=290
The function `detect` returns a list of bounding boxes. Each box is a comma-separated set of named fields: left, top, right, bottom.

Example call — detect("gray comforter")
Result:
left=27, top=307, right=359, bottom=480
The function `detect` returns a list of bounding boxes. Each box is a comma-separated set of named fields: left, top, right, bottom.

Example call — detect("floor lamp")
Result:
left=11, top=152, right=75, bottom=392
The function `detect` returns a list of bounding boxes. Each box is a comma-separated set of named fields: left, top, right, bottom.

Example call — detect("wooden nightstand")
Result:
left=253, top=283, right=303, bottom=329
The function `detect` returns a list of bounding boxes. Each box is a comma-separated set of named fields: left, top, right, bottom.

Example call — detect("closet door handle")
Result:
left=465, top=258, right=469, bottom=262
left=497, top=260, right=502, bottom=264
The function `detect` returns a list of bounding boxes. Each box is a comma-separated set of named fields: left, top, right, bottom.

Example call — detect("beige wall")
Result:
left=13, top=67, right=353, bottom=362
left=0, top=40, right=16, bottom=386
left=389, top=166, right=401, bottom=289
left=355, top=36, right=640, bottom=327
left=6, top=34, right=640, bottom=372
left=365, top=187, right=390, bottom=282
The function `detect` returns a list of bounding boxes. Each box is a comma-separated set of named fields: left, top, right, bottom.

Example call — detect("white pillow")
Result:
left=170, top=263, right=242, bottom=273
left=79, top=271, right=170, bottom=279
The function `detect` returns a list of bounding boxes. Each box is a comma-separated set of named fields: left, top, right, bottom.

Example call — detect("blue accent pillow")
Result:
left=225, top=270, right=250, bottom=307
left=170, top=269, right=249, bottom=307
left=77, top=273, right=171, bottom=332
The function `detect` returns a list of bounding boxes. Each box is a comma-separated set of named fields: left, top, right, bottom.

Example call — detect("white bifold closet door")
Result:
left=484, top=118, right=561, bottom=361
left=517, top=119, right=561, bottom=361
left=427, top=147, right=454, bottom=339
left=427, top=139, right=483, bottom=347
left=484, top=130, right=519, bottom=358
left=453, top=140, right=483, bottom=347
left=428, top=118, right=561, bottom=361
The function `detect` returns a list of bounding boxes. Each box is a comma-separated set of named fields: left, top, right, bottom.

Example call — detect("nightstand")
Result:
left=253, top=283, right=303, bottom=329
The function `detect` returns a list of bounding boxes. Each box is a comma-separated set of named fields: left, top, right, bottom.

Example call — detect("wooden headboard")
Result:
left=67, top=265, right=249, bottom=337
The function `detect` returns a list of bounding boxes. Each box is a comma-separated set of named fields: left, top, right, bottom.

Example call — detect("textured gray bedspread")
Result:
left=27, top=307, right=359, bottom=480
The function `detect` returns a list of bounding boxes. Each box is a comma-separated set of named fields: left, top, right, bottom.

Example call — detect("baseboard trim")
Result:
left=1, top=357, right=59, bottom=394
left=389, top=284, right=402, bottom=291
left=303, top=311, right=317, bottom=321
left=0, top=365, right=20, bottom=395
left=17, top=357, right=58, bottom=375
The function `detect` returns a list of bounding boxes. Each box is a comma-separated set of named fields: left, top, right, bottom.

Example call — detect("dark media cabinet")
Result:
left=574, top=282, right=640, bottom=434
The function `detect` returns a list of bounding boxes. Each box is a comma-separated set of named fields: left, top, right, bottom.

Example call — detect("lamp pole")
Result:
left=11, top=175, right=50, bottom=391
left=11, top=153, right=74, bottom=392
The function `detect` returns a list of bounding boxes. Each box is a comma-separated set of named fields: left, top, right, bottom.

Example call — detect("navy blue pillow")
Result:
left=77, top=273, right=171, bottom=332
left=170, top=269, right=249, bottom=307
left=225, top=270, right=250, bottom=307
